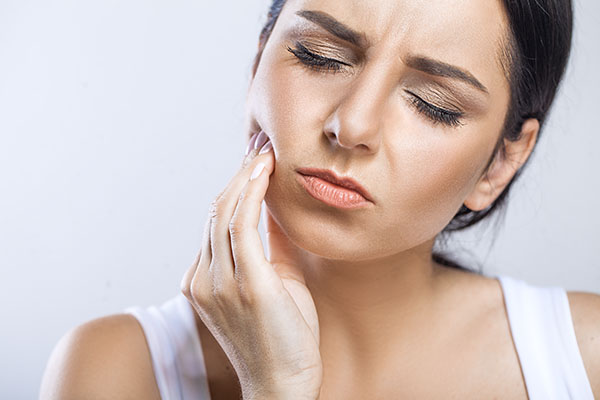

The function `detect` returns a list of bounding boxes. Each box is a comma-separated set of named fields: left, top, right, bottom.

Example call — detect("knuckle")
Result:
left=189, top=278, right=206, bottom=305
left=242, top=155, right=254, bottom=169
left=190, top=289, right=201, bottom=306
left=228, top=218, right=243, bottom=236
left=189, top=286, right=200, bottom=304
left=180, top=280, right=191, bottom=299
left=208, top=199, right=221, bottom=221
left=228, top=210, right=248, bottom=238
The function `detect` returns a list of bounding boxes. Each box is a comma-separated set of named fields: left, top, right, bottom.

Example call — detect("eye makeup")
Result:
left=286, top=40, right=351, bottom=74
left=404, top=90, right=465, bottom=128
left=286, top=40, right=466, bottom=128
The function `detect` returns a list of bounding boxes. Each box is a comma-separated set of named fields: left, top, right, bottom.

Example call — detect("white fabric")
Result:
left=125, top=293, right=212, bottom=400
left=125, top=275, right=594, bottom=400
left=494, top=274, right=594, bottom=400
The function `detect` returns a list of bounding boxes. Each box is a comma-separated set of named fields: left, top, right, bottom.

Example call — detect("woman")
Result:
left=41, top=0, right=599, bottom=399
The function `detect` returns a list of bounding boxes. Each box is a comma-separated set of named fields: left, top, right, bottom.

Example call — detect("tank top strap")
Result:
left=494, top=274, right=594, bottom=399
left=125, top=293, right=212, bottom=400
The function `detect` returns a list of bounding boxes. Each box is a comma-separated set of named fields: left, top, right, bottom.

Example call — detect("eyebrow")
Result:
left=295, top=9, right=489, bottom=95
left=295, top=9, right=366, bottom=47
left=403, top=56, right=489, bottom=94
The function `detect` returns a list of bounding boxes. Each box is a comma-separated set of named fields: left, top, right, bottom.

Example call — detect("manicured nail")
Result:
left=250, top=162, right=266, bottom=181
left=245, top=132, right=259, bottom=156
left=254, top=131, right=268, bottom=150
left=258, top=140, right=273, bottom=155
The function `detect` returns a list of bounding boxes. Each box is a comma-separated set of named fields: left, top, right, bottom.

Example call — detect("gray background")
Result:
left=0, top=0, right=598, bottom=398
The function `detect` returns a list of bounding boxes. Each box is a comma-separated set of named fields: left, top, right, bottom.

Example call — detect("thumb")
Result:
left=262, top=207, right=306, bottom=282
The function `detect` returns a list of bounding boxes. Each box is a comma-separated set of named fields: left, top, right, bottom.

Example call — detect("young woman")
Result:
left=41, top=0, right=599, bottom=399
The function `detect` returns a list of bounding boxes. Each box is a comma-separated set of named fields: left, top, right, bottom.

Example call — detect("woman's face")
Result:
left=245, top=0, right=511, bottom=261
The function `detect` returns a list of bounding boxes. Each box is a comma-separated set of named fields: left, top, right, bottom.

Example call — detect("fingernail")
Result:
left=250, top=162, right=266, bottom=181
left=258, top=140, right=273, bottom=155
left=245, top=132, right=259, bottom=156
left=254, top=131, right=268, bottom=150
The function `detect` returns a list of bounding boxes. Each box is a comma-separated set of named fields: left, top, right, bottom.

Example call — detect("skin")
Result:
left=40, top=0, right=600, bottom=399
left=243, top=0, right=534, bottom=394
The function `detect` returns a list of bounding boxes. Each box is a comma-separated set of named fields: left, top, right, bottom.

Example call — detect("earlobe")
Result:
left=463, top=118, right=540, bottom=212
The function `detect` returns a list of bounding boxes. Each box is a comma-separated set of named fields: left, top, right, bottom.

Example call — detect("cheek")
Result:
left=248, top=43, right=503, bottom=255
left=381, top=126, right=495, bottom=242
left=248, top=48, right=340, bottom=149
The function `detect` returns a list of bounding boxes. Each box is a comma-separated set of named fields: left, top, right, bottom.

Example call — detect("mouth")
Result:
left=296, top=167, right=375, bottom=209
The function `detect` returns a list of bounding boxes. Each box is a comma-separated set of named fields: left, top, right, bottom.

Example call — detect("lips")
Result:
left=296, top=167, right=374, bottom=204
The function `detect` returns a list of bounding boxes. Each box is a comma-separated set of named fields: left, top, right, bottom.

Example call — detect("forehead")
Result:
left=281, top=0, right=510, bottom=90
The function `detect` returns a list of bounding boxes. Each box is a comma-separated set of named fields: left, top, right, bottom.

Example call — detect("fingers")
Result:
left=180, top=254, right=198, bottom=299
left=229, top=148, right=275, bottom=284
left=208, top=131, right=274, bottom=286
left=183, top=130, right=276, bottom=310
left=181, top=214, right=212, bottom=300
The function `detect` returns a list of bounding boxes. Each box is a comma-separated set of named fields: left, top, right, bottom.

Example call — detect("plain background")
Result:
left=0, top=0, right=598, bottom=398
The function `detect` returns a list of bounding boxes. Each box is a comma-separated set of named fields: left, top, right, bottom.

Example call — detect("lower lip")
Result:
left=297, top=173, right=372, bottom=209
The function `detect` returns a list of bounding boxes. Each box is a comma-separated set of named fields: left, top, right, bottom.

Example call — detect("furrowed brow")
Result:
left=295, top=9, right=366, bottom=47
left=295, top=9, right=488, bottom=94
left=404, top=55, right=489, bottom=94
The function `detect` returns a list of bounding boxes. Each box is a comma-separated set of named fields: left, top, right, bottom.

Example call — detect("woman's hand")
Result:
left=180, top=131, right=322, bottom=400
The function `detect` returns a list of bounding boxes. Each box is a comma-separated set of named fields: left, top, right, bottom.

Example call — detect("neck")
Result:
left=296, top=238, right=450, bottom=368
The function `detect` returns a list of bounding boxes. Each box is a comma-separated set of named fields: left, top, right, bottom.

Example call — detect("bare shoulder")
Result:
left=431, top=268, right=529, bottom=398
left=40, top=313, right=160, bottom=400
left=566, top=290, right=600, bottom=397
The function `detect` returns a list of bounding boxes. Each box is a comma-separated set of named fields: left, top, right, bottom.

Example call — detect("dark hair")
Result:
left=251, top=0, right=574, bottom=273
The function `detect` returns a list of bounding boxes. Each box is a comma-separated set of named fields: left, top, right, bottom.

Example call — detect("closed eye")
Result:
left=287, top=42, right=464, bottom=128
left=404, top=90, right=464, bottom=128
left=286, top=42, right=351, bottom=74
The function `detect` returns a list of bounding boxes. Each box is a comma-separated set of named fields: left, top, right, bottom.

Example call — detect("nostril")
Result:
left=324, top=130, right=337, bottom=144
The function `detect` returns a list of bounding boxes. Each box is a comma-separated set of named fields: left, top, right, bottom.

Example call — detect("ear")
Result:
left=463, top=118, right=540, bottom=211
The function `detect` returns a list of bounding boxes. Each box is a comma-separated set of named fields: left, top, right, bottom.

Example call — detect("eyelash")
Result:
left=405, top=91, right=464, bottom=128
left=286, top=42, right=350, bottom=74
left=286, top=43, right=465, bottom=128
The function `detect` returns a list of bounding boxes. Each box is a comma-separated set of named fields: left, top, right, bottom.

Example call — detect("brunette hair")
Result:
left=250, top=0, right=574, bottom=272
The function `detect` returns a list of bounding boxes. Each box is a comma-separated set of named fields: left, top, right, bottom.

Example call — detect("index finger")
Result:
left=228, top=147, right=280, bottom=286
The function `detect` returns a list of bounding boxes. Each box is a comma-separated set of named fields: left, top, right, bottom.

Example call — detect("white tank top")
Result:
left=124, top=274, right=595, bottom=400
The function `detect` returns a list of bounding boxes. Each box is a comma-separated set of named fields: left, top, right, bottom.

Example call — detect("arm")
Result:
left=39, top=314, right=160, bottom=400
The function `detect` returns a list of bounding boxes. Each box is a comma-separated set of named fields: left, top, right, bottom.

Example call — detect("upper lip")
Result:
left=296, top=167, right=375, bottom=203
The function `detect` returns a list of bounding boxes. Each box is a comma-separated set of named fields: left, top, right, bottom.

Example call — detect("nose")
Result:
left=323, top=62, right=393, bottom=154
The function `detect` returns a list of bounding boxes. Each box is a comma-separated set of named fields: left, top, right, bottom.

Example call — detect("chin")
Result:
left=262, top=161, right=430, bottom=262
left=263, top=192, right=400, bottom=262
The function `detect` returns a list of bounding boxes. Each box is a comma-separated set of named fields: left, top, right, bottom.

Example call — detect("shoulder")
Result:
left=40, top=313, right=161, bottom=400
left=567, top=290, right=600, bottom=397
